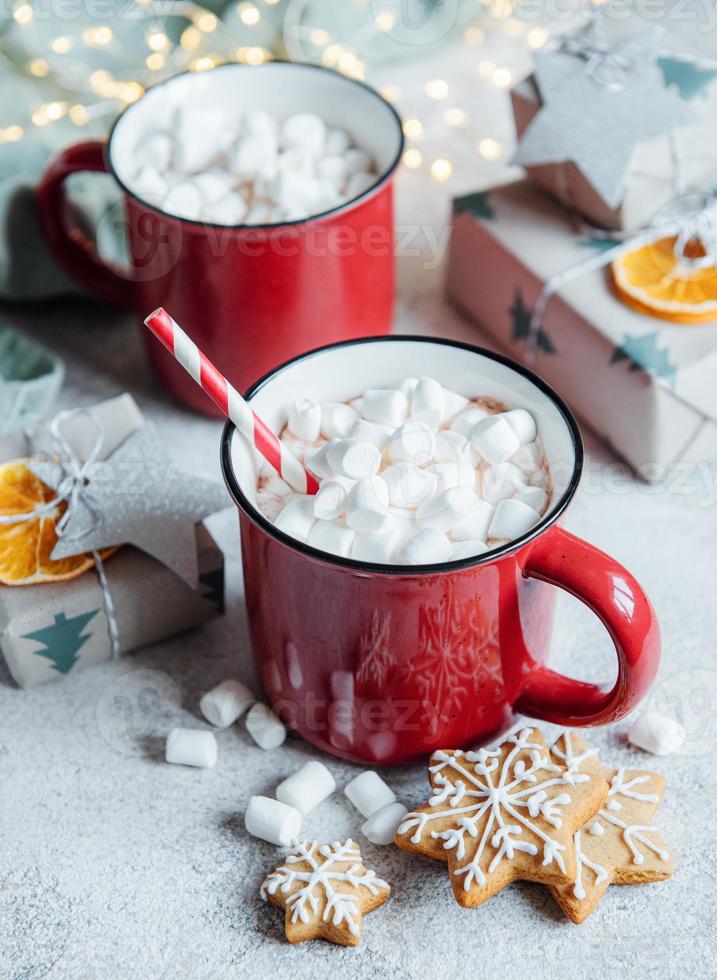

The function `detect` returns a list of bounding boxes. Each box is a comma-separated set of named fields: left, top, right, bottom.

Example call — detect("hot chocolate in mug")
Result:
left=221, top=337, right=660, bottom=765
left=37, top=63, right=403, bottom=415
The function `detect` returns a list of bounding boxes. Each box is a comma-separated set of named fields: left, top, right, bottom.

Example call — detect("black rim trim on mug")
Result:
left=106, top=61, right=405, bottom=231
left=220, top=336, right=584, bottom=576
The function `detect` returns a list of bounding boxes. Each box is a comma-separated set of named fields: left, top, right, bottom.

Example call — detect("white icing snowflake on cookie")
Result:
left=549, top=732, right=675, bottom=923
left=394, top=728, right=607, bottom=909
left=261, top=839, right=390, bottom=946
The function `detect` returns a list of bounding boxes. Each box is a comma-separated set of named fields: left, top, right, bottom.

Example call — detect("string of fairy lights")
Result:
left=0, top=0, right=552, bottom=183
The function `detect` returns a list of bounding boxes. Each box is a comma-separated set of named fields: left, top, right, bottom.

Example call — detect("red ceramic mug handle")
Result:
left=515, top=525, right=660, bottom=726
left=36, top=140, right=136, bottom=309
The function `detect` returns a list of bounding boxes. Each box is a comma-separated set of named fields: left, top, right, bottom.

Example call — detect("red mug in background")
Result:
left=37, top=63, right=404, bottom=415
left=221, top=337, right=660, bottom=766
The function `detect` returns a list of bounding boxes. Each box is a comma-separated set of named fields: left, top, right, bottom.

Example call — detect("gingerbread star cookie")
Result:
left=260, top=838, right=390, bottom=946
left=549, top=732, right=675, bottom=923
left=394, top=727, right=608, bottom=908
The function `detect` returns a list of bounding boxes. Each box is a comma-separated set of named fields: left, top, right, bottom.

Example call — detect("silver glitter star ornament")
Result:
left=30, top=424, right=229, bottom=586
left=514, top=32, right=695, bottom=209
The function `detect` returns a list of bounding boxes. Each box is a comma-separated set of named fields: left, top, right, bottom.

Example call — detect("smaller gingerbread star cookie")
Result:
left=549, top=732, right=675, bottom=923
left=394, top=727, right=608, bottom=909
left=260, top=838, right=390, bottom=946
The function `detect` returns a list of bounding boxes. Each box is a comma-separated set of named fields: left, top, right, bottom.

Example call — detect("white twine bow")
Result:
left=0, top=408, right=121, bottom=661
left=560, top=35, right=634, bottom=92
left=524, top=196, right=717, bottom=369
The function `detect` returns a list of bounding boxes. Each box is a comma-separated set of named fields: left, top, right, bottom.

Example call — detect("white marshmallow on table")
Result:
left=245, top=795, right=301, bottom=846
left=351, top=525, right=409, bottom=564
left=346, top=171, right=375, bottom=197
left=489, top=498, right=540, bottom=540
left=246, top=703, right=287, bottom=750
left=382, top=462, right=437, bottom=508
left=362, top=388, right=409, bottom=428
left=133, top=131, right=173, bottom=171
left=428, top=461, right=476, bottom=493
left=289, top=397, right=322, bottom=442
left=276, top=760, right=336, bottom=816
left=398, top=527, right=453, bottom=564
left=513, top=441, right=543, bottom=474
left=629, top=712, right=686, bottom=756
left=481, top=462, right=526, bottom=504
left=503, top=409, right=537, bottom=446
left=164, top=180, right=204, bottom=220
left=282, top=112, right=326, bottom=155
left=325, top=127, right=351, bottom=155
left=312, top=481, right=348, bottom=521
left=349, top=418, right=393, bottom=451
left=200, top=679, right=254, bottom=729
left=165, top=728, right=217, bottom=769
left=515, top=484, right=548, bottom=514
left=327, top=439, right=381, bottom=480
left=450, top=405, right=488, bottom=436
left=410, top=377, right=445, bottom=427
left=344, top=147, right=373, bottom=175
left=469, top=415, right=521, bottom=464
left=362, top=802, right=408, bottom=846
left=451, top=540, right=491, bottom=560
left=307, top=518, right=356, bottom=557
left=201, top=193, right=248, bottom=226
left=450, top=499, right=494, bottom=542
left=387, top=421, right=435, bottom=465
left=273, top=495, right=316, bottom=542
left=321, top=402, right=358, bottom=439
left=344, top=770, right=396, bottom=818
left=442, top=387, right=470, bottom=423
left=230, top=132, right=278, bottom=178
left=417, top=487, right=479, bottom=532
left=346, top=477, right=392, bottom=532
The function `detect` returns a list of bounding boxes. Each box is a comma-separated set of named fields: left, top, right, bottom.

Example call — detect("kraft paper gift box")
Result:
left=446, top=181, right=717, bottom=478
left=0, top=394, right=227, bottom=687
left=511, top=69, right=717, bottom=233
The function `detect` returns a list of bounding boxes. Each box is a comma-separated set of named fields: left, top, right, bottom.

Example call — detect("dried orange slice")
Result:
left=612, top=236, right=717, bottom=324
left=0, top=458, right=117, bottom=586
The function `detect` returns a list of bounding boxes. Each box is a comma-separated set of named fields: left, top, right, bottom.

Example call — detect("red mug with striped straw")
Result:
left=37, top=63, right=404, bottom=415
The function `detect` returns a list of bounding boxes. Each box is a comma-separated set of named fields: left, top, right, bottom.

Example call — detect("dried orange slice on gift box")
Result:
left=0, top=458, right=116, bottom=586
left=612, top=235, right=717, bottom=324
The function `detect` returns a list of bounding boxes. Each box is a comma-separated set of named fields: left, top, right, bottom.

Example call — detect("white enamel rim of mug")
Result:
left=221, top=336, right=584, bottom=576
left=107, top=61, right=405, bottom=230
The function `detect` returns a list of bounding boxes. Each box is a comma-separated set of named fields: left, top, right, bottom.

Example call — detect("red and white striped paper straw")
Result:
left=144, top=308, right=319, bottom=495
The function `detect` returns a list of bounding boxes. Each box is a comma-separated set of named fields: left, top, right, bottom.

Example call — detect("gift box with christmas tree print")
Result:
left=0, top=394, right=228, bottom=687
left=446, top=181, right=717, bottom=478
left=511, top=29, right=717, bottom=232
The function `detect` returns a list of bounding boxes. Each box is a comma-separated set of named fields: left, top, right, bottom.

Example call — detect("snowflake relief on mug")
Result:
left=95, top=668, right=182, bottom=757
left=399, top=586, right=501, bottom=737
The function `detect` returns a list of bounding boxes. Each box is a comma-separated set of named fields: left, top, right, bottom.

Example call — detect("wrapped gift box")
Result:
left=0, top=394, right=226, bottom=686
left=446, top=181, right=717, bottom=478
left=511, top=70, right=717, bottom=233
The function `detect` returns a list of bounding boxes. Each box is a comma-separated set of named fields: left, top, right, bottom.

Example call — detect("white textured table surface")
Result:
left=2, top=79, right=716, bottom=980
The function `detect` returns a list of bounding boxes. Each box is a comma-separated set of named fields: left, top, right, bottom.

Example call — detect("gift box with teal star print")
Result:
left=0, top=394, right=228, bottom=687
left=446, top=181, right=717, bottom=478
